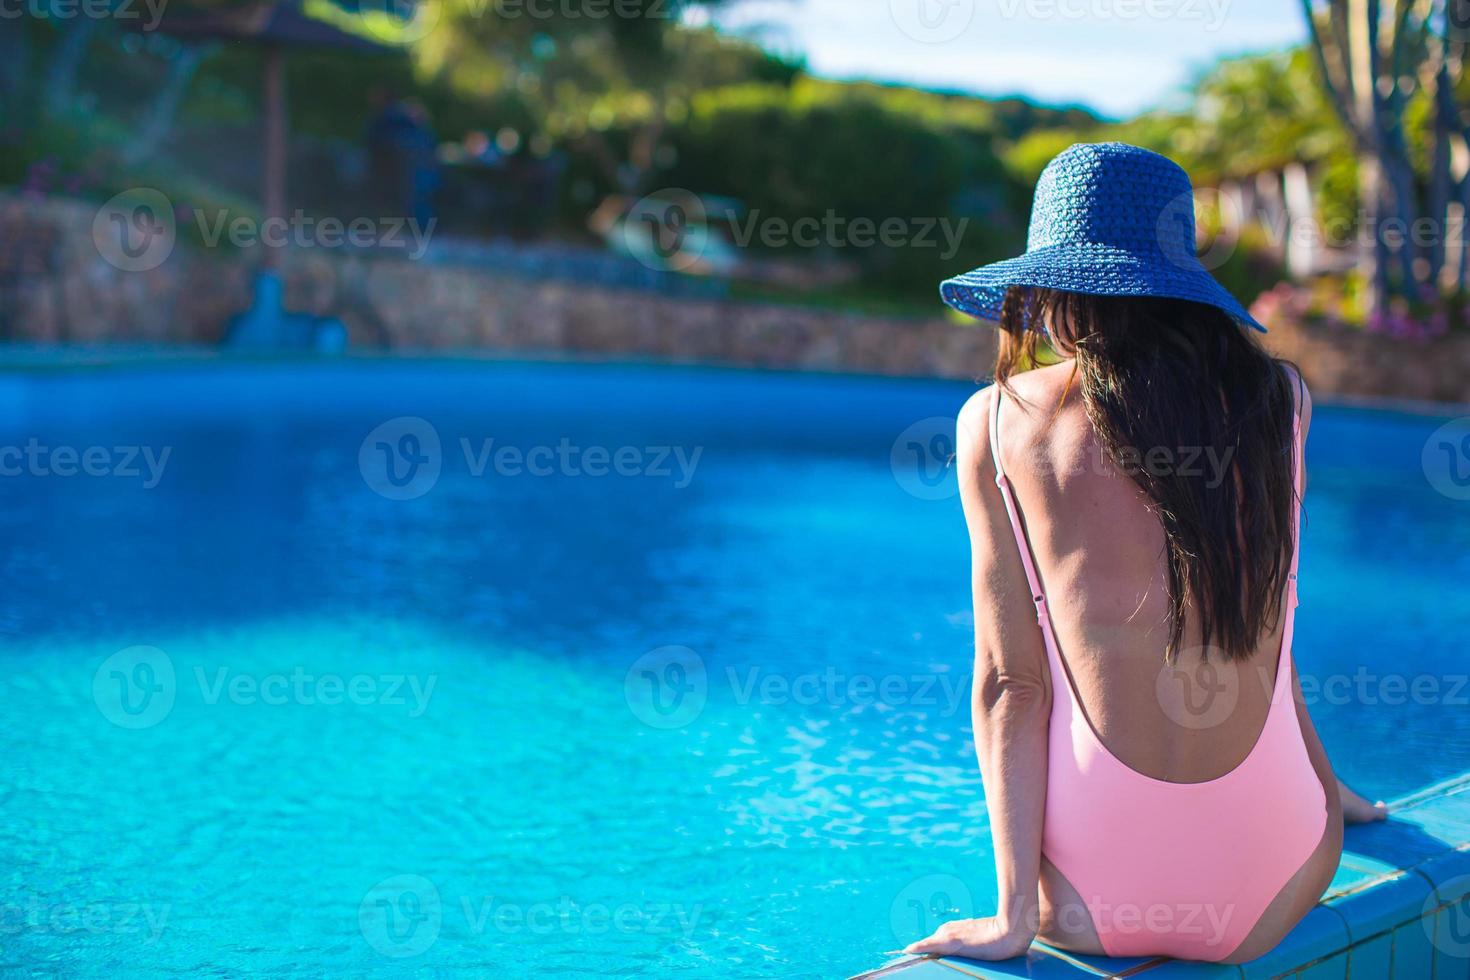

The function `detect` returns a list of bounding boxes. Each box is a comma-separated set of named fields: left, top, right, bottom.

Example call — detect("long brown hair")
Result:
left=995, top=287, right=1300, bottom=663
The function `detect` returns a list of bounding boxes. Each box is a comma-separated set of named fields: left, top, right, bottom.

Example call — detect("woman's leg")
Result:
left=1036, top=857, right=1105, bottom=955
left=1338, top=777, right=1389, bottom=824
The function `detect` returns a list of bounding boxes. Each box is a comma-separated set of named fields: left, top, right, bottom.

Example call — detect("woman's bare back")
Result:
left=997, top=362, right=1286, bottom=782
left=988, top=362, right=1343, bottom=962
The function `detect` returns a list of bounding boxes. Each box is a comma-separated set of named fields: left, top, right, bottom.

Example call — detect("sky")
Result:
left=700, top=0, right=1306, bottom=118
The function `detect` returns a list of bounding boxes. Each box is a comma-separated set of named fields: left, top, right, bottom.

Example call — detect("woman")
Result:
left=907, top=143, right=1386, bottom=964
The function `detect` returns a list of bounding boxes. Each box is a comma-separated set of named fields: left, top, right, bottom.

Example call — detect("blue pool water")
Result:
left=2, top=359, right=1468, bottom=978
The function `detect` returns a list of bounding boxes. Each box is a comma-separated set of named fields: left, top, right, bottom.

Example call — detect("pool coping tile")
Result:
left=1322, top=867, right=1435, bottom=944
left=1122, top=960, right=1242, bottom=978
left=1389, top=919, right=1436, bottom=978
left=1417, top=847, right=1470, bottom=900
left=1342, top=932, right=1393, bottom=980
left=1235, top=906, right=1351, bottom=980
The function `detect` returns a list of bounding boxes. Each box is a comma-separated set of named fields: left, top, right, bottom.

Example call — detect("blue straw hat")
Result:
left=940, top=142, right=1266, bottom=333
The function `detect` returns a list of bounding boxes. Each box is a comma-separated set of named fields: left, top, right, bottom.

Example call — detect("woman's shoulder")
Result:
left=1277, top=361, right=1313, bottom=430
left=955, top=365, right=1077, bottom=474
left=957, top=366, right=1073, bottom=436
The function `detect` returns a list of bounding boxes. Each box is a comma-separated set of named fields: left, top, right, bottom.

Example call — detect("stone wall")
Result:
left=4, top=194, right=1468, bottom=404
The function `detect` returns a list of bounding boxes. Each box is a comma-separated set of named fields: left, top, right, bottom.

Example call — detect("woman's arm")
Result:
left=1283, top=368, right=1386, bottom=827
left=905, top=386, right=1052, bottom=960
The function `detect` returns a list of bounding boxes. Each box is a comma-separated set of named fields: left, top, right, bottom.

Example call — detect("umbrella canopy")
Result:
left=147, top=0, right=390, bottom=51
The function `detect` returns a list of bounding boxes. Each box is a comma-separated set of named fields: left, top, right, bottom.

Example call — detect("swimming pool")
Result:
left=2, top=358, right=1467, bottom=977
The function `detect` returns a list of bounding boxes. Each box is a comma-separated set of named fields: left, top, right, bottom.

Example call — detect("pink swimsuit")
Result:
left=989, top=391, right=1328, bottom=961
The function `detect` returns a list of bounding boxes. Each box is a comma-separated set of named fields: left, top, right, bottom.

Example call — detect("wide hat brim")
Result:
left=939, top=242, right=1267, bottom=333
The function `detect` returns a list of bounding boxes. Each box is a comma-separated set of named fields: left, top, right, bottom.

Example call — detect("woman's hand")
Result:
left=903, top=916, right=1035, bottom=961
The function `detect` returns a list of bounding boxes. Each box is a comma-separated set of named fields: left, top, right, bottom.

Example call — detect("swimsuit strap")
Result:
left=989, top=389, right=1059, bottom=644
